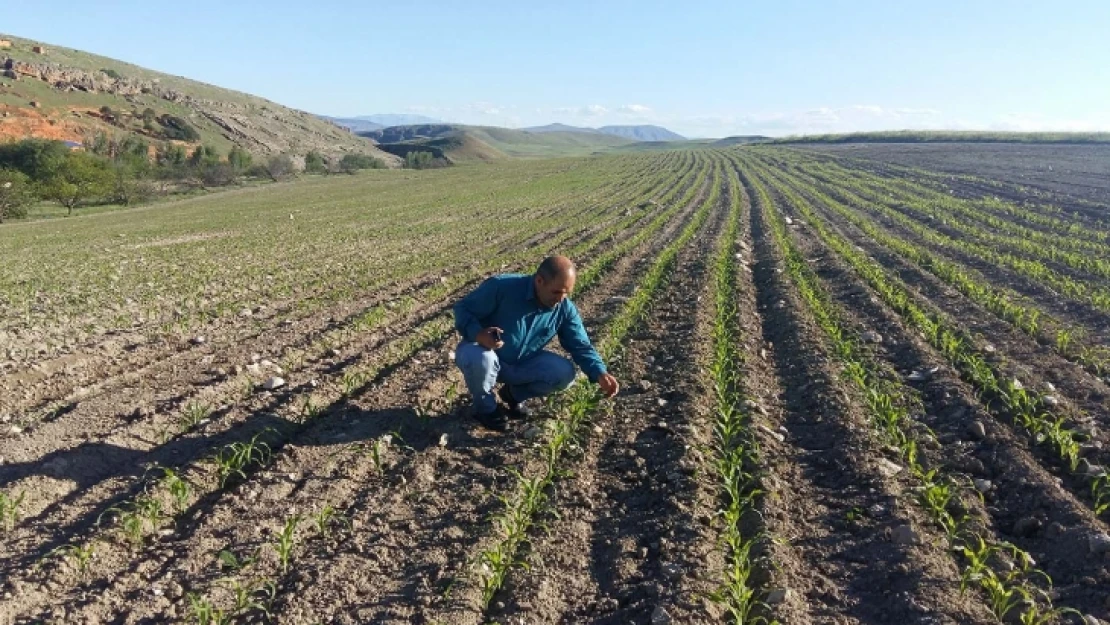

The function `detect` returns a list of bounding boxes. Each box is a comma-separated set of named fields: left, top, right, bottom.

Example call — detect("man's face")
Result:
left=535, top=273, right=575, bottom=309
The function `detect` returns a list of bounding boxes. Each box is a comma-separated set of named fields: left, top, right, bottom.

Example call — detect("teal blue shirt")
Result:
left=453, top=274, right=608, bottom=382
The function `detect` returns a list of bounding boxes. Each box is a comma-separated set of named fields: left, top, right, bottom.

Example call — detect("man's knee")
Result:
left=456, top=342, right=499, bottom=374
left=549, top=356, right=576, bottom=391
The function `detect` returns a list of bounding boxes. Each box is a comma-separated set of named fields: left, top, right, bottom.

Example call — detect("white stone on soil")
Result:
left=261, top=377, right=285, bottom=390
left=876, top=458, right=904, bottom=478
left=862, top=330, right=883, bottom=344
left=1088, top=533, right=1110, bottom=555
left=766, top=588, right=791, bottom=604
left=892, top=525, right=918, bottom=545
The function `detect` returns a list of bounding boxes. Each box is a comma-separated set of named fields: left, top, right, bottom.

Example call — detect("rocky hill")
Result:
left=0, top=33, right=397, bottom=163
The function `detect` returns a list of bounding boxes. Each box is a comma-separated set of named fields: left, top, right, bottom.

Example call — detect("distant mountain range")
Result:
left=327, top=117, right=686, bottom=143
left=323, top=114, right=442, bottom=133
left=525, top=123, right=686, bottom=142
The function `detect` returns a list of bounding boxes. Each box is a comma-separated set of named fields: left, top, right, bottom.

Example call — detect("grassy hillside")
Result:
left=362, top=124, right=637, bottom=162
left=0, top=33, right=397, bottom=163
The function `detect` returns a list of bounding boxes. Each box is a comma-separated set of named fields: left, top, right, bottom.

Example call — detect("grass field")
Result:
left=2, top=146, right=1110, bottom=624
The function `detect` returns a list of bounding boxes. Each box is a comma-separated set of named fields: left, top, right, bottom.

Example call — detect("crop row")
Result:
left=464, top=155, right=725, bottom=614
left=743, top=158, right=1080, bottom=623
left=737, top=153, right=1110, bottom=525
left=748, top=151, right=1110, bottom=374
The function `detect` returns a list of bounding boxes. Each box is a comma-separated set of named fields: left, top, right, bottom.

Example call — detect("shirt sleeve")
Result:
left=454, top=277, right=500, bottom=342
left=557, top=300, right=607, bottom=382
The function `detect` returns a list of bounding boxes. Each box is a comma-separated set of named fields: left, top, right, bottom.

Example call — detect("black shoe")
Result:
left=473, top=405, right=510, bottom=432
left=498, top=385, right=533, bottom=419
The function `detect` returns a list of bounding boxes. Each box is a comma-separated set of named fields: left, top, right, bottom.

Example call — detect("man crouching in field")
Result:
left=452, top=256, right=620, bottom=431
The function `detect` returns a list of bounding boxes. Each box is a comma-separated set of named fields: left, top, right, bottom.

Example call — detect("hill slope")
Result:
left=0, top=33, right=396, bottom=163
left=361, top=124, right=636, bottom=161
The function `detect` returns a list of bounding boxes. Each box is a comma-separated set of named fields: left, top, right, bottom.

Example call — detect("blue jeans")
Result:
left=454, top=342, right=576, bottom=415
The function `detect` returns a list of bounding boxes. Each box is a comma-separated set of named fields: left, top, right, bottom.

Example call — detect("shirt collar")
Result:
left=525, top=275, right=537, bottom=301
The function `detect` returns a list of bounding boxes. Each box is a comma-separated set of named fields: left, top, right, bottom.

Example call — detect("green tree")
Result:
left=0, top=139, right=70, bottom=180
left=0, top=169, right=35, bottom=222
left=188, top=145, right=221, bottom=168
left=403, top=151, right=438, bottom=169
left=263, top=154, right=296, bottom=181
left=227, top=146, right=252, bottom=172
left=339, top=153, right=385, bottom=174
left=40, top=152, right=114, bottom=215
left=304, top=150, right=327, bottom=174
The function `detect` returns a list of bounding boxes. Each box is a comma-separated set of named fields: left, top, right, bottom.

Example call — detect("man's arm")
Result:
left=556, top=300, right=607, bottom=381
left=453, top=277, right=500, bottom=342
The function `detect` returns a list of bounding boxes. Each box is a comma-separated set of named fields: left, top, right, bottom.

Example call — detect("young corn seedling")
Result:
left=186, top=593, right=231, bottom=625
left=162, top=468, right=192, bottom=514
left=0, top=490, right=25, bottom=531
left=300, top=395, right=323, bottom=423
left=210, top=432, right=273, bottom=488
left=216, top=547, right=259, bottom=573
left=272, top=514, right=301, bottom=574
left=180, top=401, right=211, bottom=430
left=312, top=504, right=348, bottom=540
left=49, top=541, right=98, bottom=578
left=221, top=577, right=277, bottom=618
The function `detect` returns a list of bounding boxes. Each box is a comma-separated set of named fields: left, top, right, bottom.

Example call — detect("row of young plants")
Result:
left=4, top=157, right=716, bottom=621
left=5, top=181, right=674, bottom=564
left=1, top=152, right=673, bottom=366
left=704, top=162, right=769, bottom=623
left=2, top=153, right=703, bottom=563
left=750, top=153, right=1110, bottom=376
left=791, top=151, right=1110, bottom=253
left=738, top=154, right=1110, bottom=523
left=842, top=155, right=1110, bottom=240
left=744, top=162, right=1081, bottom=624
left=12, top=151, right=690, bottom=436
left=467, top=157, right=725, bottom=612
left=178, top=156, right=722, bottom=623
left=779, top=158, right=1110, bottom=314
left=24, top=315, right=456, bottom=607
left=795, top=157, right=1110, bottom=283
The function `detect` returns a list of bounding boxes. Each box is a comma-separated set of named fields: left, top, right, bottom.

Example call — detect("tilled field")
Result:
left=2, top=146, right=1108, bottom=624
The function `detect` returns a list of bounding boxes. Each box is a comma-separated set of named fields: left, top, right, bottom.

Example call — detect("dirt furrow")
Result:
left=790, top=177, right=1110, bottom=475
left=742, top=165, right=987, bottom=625
left=274, top=157, right=720, bottom=625
left=0, top=167, right=654, bottom=425
left=0, top=177, right=685, bottom=567
left=781, top=181, right=1110, bottom=621
left=8, top=160, right=716, bottom=624
left=490, top=168, right=728, bottom=624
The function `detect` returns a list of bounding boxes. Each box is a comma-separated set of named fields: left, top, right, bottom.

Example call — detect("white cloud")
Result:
left=617, top=104, right=652, bottom=115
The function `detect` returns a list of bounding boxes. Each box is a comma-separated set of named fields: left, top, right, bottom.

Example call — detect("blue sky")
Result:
left=5, top=1, right=1108, bottom=137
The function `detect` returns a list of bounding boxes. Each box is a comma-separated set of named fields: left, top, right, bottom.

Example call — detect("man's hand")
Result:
left=476, top=327, right=504, bottom=350
left=597, top=373, right=620, bottom=398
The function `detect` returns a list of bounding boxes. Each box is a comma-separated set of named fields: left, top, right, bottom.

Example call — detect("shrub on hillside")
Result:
left=304, top=150, right=328, bottom=174
left=200, top=162, right=238, bottom=188
left=263, top=154, right=296, bottom=181
left=158, top=114, right=201, bottom=142
left=338, top=153, right=385, bottom=174
left=0, top=169, right=35, bottom=222
left=227, top=146, right=253, bottom=172
left=403, top=151, right=443, bottom=170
